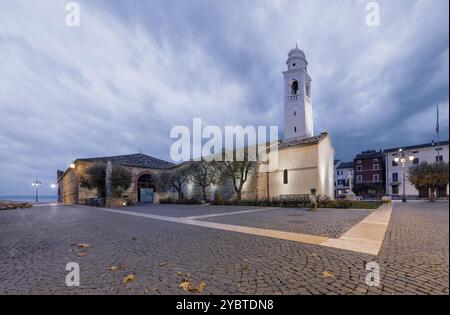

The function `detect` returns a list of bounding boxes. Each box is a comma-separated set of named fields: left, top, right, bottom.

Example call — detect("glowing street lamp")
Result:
left=394, top=149, right=415, bottom=203
left=31, top=179, right=42, bottom=203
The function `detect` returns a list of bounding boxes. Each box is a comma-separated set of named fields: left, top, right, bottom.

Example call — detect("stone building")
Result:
left=57, top=45, right=335, bottom=205
left=57, top=154, right=175, bottom=206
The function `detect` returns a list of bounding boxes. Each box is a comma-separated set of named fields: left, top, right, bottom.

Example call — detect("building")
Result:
left=57, top=46, right=336, bottom=205
left=384, top=140, right=449, bottom=198
left=57, top=154, right=175, bottom=206
left=353, top=150, right=385, bottom=197
left=334, top=161, right=354, bottom=197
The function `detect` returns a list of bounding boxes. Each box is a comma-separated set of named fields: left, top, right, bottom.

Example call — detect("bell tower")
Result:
left=283, top=44, right=314, bottom=140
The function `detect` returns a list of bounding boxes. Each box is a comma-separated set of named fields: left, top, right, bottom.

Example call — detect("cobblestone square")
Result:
left=0, top=201, right=448, bottom=295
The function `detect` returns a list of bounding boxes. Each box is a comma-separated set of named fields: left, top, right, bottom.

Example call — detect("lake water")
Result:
left=0, top=195, right=57, bottom=203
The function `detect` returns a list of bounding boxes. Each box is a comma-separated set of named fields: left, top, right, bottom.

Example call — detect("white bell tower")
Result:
left=283, top=44, right=314, bottom=140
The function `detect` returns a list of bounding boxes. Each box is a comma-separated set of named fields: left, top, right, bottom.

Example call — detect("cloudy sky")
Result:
left=0, top=0, right=448, bottom=195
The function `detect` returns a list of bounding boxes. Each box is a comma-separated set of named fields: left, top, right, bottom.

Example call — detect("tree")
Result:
left=80, top=163, right=132, bottom=198
left=218, top=152, right=257, bottom=202
left=155, top=166, right=190, bottom=200
left=187, top=159, right=219, bottom=202
left=409, top=162, right=449, bottom=202
left=111, top=165, right=133, bottom=198
left=80, top=163, right=106, bottom=197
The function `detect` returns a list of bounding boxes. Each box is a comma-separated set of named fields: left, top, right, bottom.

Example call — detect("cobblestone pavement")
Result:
left=120, top=204, right=273, bottom=218
left=0, top=201, right=448, bottom=295
left=199, top=208, right=372, bottom=238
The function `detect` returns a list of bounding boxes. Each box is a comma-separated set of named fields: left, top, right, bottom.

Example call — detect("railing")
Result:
left=289, top=95, right=299, bottom=102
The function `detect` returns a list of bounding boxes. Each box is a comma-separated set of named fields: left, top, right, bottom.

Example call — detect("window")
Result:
left=306, top=83, right=311, bottom=97
left=392, top=185, right=399, bottom=195
left=338, top=180, right=345, bottom=186
left=413, top=158, right=419, bottom=165
left=392, top=173, right=398, bottom=182
left=293, top=111, right=296, bottom=116
left=294, top=127, right=297, bottom=133
left=356, top=175, right=363, bottom=183
left=291, top=80, right=299, bottom=95
left=373, top=164, right=379, bottom=170
left=436, top=155, right=444, bottom=162
left=392, top=160, right=398, bottom=167
left=292, top=63, right=296, bottom=67
left=373, top=174, right=380, bottom=182
left=356, top=165, right=362, bottom=171
left=283, top=169, right=288, bottom=184
left=357, top=160, right=362, bottom=164
left=373, top=158, right=379, bottom=163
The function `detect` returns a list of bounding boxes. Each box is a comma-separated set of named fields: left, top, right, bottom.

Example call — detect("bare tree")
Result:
left=218, top=151, right=257, bottom=201
left=187, top=159, right=219, bottom=202
left=156, top=166, right=191, bottom=200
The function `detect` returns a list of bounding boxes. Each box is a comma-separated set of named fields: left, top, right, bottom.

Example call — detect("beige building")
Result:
left=57, top=46, right=335, bottom=204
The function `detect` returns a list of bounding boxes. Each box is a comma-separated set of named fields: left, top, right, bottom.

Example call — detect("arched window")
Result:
left=291, top=80, right=299, bottom=95
left=283, top=169, right=288, bottom=184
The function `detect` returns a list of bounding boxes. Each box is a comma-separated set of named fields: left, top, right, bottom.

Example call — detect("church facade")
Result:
left=57, top=46, right=335, bottom=205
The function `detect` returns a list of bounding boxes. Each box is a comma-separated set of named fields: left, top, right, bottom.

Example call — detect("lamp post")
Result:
left=394, top=149, right=415, bottom=203
left=32, top=179, right=42, bottom=203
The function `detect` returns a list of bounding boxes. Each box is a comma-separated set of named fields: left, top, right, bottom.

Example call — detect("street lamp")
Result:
left=31, top=179, right=42, bottom=203
left=394, top=149, right=415, bottom=203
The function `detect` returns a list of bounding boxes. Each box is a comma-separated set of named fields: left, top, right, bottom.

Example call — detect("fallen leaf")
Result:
left=186, top=272, right=191, bottom=277
left=179, top=281, right=192, bottom=292
left=78, top=243, right=90, bottom=248
left=196, top=281, right=206, bottom=293
left=176, top=272, right=183, bottom=276
left=322, top=271, right=334, bottom=278
left=108, top=266, right=119, bottom=271
left=159, top=262, right=167, bottom=267
left=77, top=252, right=88, bottom=257
left=123, top=274, right=136, bottom=284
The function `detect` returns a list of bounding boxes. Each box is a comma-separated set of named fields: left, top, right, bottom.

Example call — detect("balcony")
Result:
left=289, top=95, right=299, bottom=102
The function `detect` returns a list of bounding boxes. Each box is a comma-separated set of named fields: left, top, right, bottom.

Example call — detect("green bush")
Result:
left=210, top=196, right=382, bottom=209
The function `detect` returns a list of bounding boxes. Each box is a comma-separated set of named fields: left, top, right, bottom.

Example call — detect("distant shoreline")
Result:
left=0, top=195, right=57, bottom=203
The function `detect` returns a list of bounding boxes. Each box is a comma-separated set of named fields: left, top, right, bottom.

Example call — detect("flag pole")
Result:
left=436, top=105, right=441, bottom=162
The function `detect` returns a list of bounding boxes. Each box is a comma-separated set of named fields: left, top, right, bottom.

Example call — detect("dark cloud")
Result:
left=0, top=0, right=448, bottom=194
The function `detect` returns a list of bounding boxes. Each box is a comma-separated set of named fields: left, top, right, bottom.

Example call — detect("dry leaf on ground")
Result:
left=179, top=280, right=192, bottom=291
left=159, top=262, right=167, bottom=267
left=108, top=264, right=127, bottom=272
left=322, top=271, right=335, bottom=278
left=77, top=252, right=88, bottom=257
left=78, top=243, right=90, bottom=248
left=123, top=274, right=136, bottom=284
left=196, top=282, right=206, bottom=293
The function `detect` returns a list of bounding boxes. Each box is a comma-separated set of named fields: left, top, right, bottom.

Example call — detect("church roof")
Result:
left=77, top=153, right=175, bottom=169
left=278, top=132, right=328, bottom=149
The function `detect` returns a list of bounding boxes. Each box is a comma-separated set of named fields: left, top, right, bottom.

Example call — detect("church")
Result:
left=57, top=46, right=335, bottom=205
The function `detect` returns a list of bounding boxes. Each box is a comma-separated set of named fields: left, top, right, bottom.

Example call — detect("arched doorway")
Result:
left=137, top=174, right=155, bottom=203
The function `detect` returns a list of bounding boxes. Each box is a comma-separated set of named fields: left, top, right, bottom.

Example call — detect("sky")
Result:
left=0, top=0, right=448, bottom=195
